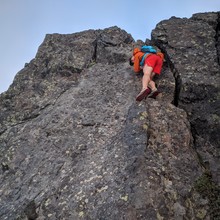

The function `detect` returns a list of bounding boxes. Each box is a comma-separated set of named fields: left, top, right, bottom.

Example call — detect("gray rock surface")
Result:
left=0, top=13, right=219, bottom=220
left=151, top=12, right=220, bottom=184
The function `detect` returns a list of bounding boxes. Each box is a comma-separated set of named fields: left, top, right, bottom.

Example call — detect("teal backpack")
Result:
left=140, top=45, right=157, bottom=66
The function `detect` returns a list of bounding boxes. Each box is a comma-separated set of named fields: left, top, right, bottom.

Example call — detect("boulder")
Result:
left=0, top=13, right=219, bottom=219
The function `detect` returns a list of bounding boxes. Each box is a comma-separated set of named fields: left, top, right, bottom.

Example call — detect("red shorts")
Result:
left=145, top=54, right=163, bottom=74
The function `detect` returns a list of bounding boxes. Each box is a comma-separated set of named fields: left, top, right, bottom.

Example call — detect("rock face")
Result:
left=151, top=12, right=220, bottom=184
left=0, top=12, right=219, bottom=220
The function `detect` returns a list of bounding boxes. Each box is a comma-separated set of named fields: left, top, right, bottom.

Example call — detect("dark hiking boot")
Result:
left=136, top=87, right=151, bottom=101
left=148, top=89, right=159, bottom=99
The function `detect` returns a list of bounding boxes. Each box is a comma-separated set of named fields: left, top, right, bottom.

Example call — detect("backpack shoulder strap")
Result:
left=140, top=53, right=151, bottom=67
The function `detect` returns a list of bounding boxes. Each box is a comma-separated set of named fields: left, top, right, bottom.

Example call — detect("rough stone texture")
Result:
left=152, top=12, right=220, bottom=184
left=0, top=13, right=219, bottom=220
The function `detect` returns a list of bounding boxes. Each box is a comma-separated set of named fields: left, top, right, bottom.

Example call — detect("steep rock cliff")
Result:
left=0, top=12, right=219, bottom=220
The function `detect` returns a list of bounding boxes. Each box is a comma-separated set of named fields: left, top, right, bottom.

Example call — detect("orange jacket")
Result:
left=132, top=47, right=164, bottom=73
left=133, top=48, right=144, bottom=73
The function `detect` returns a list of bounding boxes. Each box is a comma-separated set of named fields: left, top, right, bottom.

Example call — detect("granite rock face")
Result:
left=0, top=13, right=219, bottom=220
left=151, top=12, right=220, bottom=184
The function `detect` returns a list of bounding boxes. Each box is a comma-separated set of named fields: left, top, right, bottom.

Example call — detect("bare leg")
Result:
left=136, top=65, right=158, bottom=101
left=148, top=72, right=157, bottom=91
left=142, top=65, right=152, bottom=90
left=142, top=65, right=157, bottom=91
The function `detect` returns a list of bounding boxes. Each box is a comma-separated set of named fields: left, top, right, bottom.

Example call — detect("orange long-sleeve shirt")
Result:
left=133, top=48, right=144, bottom=73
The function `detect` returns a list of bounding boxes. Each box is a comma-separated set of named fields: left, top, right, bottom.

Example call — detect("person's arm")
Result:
left=133, top=56, right=141, bottom=73
left=157, top=52, right=164, bottom=61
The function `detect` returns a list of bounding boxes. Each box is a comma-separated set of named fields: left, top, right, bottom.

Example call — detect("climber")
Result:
left=129, top=47, right=164, bottom=101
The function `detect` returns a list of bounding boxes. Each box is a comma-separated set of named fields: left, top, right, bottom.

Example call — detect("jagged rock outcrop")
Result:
left=151, top=12, right=220, bottom=184
left=0, top=12, right=219, bottom=220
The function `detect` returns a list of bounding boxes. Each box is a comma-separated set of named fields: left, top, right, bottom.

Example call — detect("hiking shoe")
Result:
left=136, top=87, right=151, bottom=101
left=148, top=89, right=159, bottom=99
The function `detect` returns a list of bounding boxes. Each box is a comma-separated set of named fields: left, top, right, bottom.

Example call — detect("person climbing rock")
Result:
left=129, top=46, right=164, bottom=101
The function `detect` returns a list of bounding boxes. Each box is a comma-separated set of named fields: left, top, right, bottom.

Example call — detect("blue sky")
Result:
left=0, top=0, right=219, bottom=94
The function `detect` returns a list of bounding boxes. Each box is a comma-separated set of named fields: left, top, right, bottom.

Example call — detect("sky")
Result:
left=0, top=0, right=219, bottom=94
